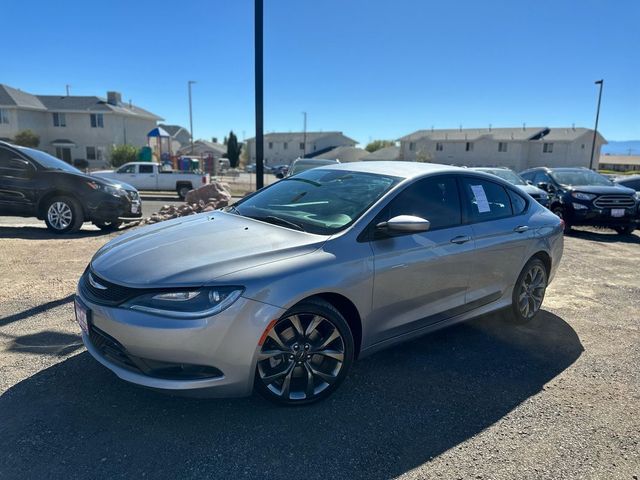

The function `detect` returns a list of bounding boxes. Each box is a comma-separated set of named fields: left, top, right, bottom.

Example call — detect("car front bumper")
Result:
left=77, top=291, right=286, bottom=397
left=569, top=206, right=640, bottom=228
left=87, top=191, right=142, bottom=223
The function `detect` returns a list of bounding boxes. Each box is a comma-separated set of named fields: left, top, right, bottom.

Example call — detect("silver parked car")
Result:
left=75, top=162, right=563, bottom=405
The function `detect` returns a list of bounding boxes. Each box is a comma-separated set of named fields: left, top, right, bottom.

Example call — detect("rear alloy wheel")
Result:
left=614, top=226, right=635, bottom=236
left=93, top=220, right=123, bottom=232
left=255, top=300, right=354, bottom=405
left=177, top=185, right=191, bottom=199
left=508, top=258, right=548, bottom=324
left=552, top=206, right=571, bottom=234
left=44, top=196, right=83, bottom=234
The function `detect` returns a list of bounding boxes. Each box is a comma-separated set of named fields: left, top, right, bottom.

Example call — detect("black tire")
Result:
left=177, top=184, right=192, bottom=199
left=43, top=196, right=84, bottom=234
left=506, top=258, right=548, bottom=324
left=614, top=226, right=635, bottom=235
left=93, top=220, right=123, bottom=232
left=552, top=206, right=571, bottom=234
left=255, top=299, right=354, bottom=406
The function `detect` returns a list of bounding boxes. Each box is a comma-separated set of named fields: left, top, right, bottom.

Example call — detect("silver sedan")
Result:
left=75, top=162, right=563, bottom=405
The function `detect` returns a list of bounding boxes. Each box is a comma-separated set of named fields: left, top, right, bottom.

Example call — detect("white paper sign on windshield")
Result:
left=470, top=185, right=491, bottom=213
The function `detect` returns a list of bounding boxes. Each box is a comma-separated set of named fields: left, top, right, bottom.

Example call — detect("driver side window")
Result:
left=385, top=176, right=462, bottom=230
left=117, top=164, right=136, bottom=174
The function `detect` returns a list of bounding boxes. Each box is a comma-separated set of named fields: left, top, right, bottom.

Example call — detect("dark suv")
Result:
left=520, top=167, right=639, bottom=235
left=0, top=141, right=142, bottom=233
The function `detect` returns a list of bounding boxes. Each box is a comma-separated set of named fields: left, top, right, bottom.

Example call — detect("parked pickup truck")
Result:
left=93, top=162, right=209, bottom=199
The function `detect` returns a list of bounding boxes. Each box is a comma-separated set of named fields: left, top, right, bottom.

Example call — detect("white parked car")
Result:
left=94, top=162, right=210, bottom=198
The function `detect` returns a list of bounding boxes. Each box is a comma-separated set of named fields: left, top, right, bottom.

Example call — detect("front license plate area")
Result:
left=74, top=297, right=91, bottom=335
left=131, top=203, right=140, bottom=214
left=611, top=208, right=625, bottom=218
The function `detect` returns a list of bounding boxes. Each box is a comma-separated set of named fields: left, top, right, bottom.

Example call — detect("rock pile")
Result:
left=142, top=181, right=232, bottom=225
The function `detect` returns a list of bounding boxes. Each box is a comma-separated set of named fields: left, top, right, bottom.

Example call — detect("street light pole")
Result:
left=302, top=111, right=307, bottom=158
left=255, top=0, right=264, bottom=189
left=589, top=79, right=604, bottom=170
left=188, top=80, right=196, bottom=155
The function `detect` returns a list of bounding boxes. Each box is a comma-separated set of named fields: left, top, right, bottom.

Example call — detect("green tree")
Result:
left=226, top=131, right=242, bottom=168
left=110, top=144, right=139, bottom=168
left=13, top=130, right=40, bottom=148
left=365, top=139, right=395, bottom=153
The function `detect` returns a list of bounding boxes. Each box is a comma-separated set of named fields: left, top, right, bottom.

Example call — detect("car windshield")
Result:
left=480, top=169, right=526, bottom=185
left=232, top=168, right=400, bottom=235
left=17, top=146, right=81, bottom=173
left=550, top=170, right=612, bottom=186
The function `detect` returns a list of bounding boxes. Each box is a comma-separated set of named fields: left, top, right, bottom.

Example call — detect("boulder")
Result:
left=185, top=181, right=232, bottom=208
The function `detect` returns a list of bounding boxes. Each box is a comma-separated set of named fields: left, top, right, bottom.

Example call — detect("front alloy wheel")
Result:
left=44, top=196, right=83, bottom=233
left=509, top=258, right=548, bottom=324
left=255, top=300, right=354, bottom=405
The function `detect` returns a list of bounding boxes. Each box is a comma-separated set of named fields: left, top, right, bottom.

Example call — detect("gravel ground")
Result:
left=0, top=224, right=638, bottom=479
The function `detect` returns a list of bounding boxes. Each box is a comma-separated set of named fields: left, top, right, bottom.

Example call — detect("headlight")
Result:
left=572, top=202, right=589, bottom=210
left=87, top=181, right=123, bottom=197
left=635, top=192, right=640, bottom=201
left=571, top=192, right=596, bottom=201
left=124, top=287, right=244, bottom=319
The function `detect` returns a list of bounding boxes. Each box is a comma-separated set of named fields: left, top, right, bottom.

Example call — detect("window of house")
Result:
left=86, top=147, right=96, bottom=160
left=96, top=146, right=105, bottom=162
left=385, top=176, right=462, bottom=230
left=139, top=164, right=154, bottom=174
left=436, top=142, right=443, bottom=151
left=268, top=142, right=273, bottom=149
left=409, top=142, right=415, bottom=151
left=465, top=142, right=474, bottom=152
left=461, top=177, right=513, bottom=222
left=55, top=147, right=72, bottom=163
left=283, top=142, right=288, bottom=150
left=90, top=113, right=104, bottom=128
left=498, top=142, right=508, bottom=153
left=52, top=112, right=66, bottom=127
left=581, top=144, right=585, bottom=149
left=299, top=142, right=305, bottom=150
left=543, top=143, right=554, bottom=153
left=0, top=108, right=9, bottom=124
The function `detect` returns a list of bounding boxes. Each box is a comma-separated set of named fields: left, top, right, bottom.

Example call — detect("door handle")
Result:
left=450, top=235, right=471, bottom=245
left=514, top=225, right=529, bottom=233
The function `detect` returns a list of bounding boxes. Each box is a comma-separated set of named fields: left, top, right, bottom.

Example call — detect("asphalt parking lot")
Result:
left=0, top=224, right=639, bottom=479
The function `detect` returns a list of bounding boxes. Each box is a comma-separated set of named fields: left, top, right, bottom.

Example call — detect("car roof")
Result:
left=314, top=161, right=468, bottom=179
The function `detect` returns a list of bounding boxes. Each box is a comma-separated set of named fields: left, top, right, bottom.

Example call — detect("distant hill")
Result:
left=601, top=140, right=640, bottom=155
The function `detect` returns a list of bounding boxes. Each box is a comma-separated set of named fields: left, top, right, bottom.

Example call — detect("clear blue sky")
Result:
left=3, top=0, right=639, bottom=143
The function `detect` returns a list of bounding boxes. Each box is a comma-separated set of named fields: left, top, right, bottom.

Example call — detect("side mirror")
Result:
left=526, top=180, right=534, bottom=186
left=537, top=182, right=554, bottom=192
left=11, top=159, right=35, bottom=178
left=276, top=172, right=284, bottom=179
left=376, top=215, right=431, bottom=234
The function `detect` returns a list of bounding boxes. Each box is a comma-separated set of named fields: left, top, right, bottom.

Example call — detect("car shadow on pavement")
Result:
left=0, top=295, right=75, bottom=327
left=0, top=310, right=582, bottom=480
left=4, top=330, right=83, bottom=357
left=0, top=225, right=135, bottom=240
left=567, top=228, right=640, bottom=244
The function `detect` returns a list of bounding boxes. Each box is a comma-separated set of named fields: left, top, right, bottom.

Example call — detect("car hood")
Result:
left=90, top=212, right=327, bottom=287
left=516, top=184, right=547, bottom=196
left=562, top=184, right=636, bottom=195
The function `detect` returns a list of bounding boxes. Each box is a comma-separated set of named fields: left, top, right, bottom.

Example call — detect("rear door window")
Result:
left=139, top=164, right=154, bottom=174
left=508, top=189, right=527, bottom=215
left=461, top=177, right=513, bottom=222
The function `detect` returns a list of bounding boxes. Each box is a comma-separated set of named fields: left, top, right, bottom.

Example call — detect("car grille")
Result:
left=593, top=195, right=635, bottom=208
left=79, top=269, right=141, bottom=306
left=89, top=325, right=223, bottom=380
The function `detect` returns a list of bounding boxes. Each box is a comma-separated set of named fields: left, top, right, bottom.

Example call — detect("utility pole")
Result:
left=65, top=85, right=71, bottom=96
left=302, top=112, right=307, bottom=158
left=255, top=0, right=264, bottom=189
left=188, top=80, right=196, bottom=155
left=590, top=79, right=604, bottom=170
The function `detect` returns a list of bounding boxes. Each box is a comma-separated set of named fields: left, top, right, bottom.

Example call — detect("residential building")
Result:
left=598, top=155, right=640, bottom=172
left=177, top=139, right=226, bottom=158
left=159, top=123, right=191, bottom=152
left=398, top=127, right=606, bottom=171
left=245, top=131, right=357, bottom=166
left=0, top=84, right=162, bottom=168
left=311, top=146, right=368, bottom=163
